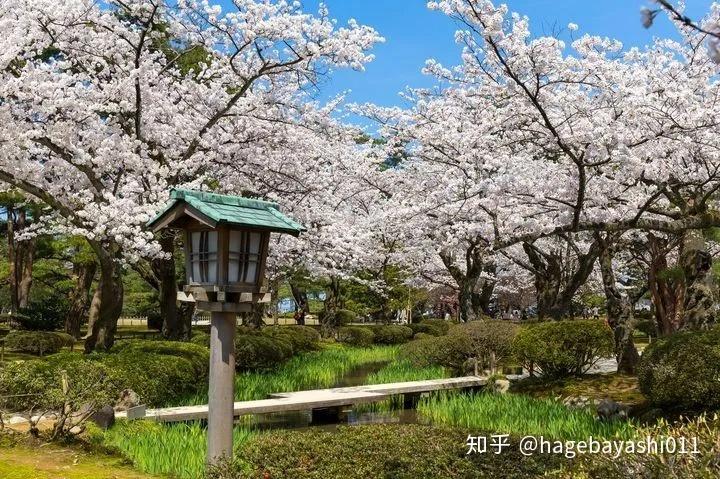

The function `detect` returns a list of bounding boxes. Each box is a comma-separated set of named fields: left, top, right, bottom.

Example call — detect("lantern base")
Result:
left=177, top=291, right=271, bottom=311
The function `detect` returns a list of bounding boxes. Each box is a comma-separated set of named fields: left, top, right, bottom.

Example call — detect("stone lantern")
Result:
left=147, top=189, right=304, bottom=463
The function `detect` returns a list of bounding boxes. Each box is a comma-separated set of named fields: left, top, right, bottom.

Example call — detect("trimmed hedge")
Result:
left=190, top=332, right=210, bottom=347
left=452, top=320, right=518, bottom=370
left=209, top=424, right=564, bottom=479
left=372, top=325, right=414, bottom=345
left=420, top=319, right=451, bottom=335
left=0, top=339, right=209, bottom=410
left=0, top=354, right=116, bottom=412
left=337, top=326, right=375, bottom=347
left=234, top=335, right=293, bottom=372
left=111, top=340, right=210, bottom=380
left=638, top=327, right=720, bottom=410
left=401, top=321, right=518, bottom=373
left=4, top=331, right=75, bottom=356
left=512, top=320, right=614, bottom=378
left=262, top=326, right=320, bottom=353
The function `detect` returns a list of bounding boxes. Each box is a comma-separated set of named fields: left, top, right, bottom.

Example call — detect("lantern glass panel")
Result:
left=190, top=231, right=218, bottom=283
left=228, top=230, right=262, bottom=284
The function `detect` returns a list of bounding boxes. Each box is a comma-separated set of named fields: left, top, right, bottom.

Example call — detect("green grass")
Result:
left=99, top=421, right=254, bottom=479
left=103, top=344, right=401, bottom=478
left=178, top=343, right=400, bottom=405
left=417, top=392, right=637, bottom=441
left=365, top=359, right=449, bottom=385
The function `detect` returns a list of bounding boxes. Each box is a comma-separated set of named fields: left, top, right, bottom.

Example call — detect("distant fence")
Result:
left=117, top=314, right=321, bottom=328
left=118, top=316, right=148, bottom=327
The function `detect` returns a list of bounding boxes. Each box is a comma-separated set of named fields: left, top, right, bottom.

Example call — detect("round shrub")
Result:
left=373, top=325, right=414, bottom=345
left=102, top=351, right=199, bottom=407
left=111, top=340, right=210, bottom=380
left=408, top=323, right=434, bottom=337
left=401, top=321, right=518, bottom=373
left=4, top=331, right=70, bottom=355
left=633, top=318, right=657, bottom=338
left=337, top=326, right=375, bottom=347
left=420, top=319, right=451, bottom=335
left=638, top=328, right=720, bottom=410
left=413, top=332, right=434, bottom=341
left=512, top=320, right=614, bottom=378
left=401, top=335, right=459, bottom=369
left=235, top=335, right=293, bottom=372
left=449, top=320, right=519, bottom=371
left=335, top=309, right=358, bottom=326
left=0, top=354, right=115, bottom=411
left=190, top=331, right=210, bottom=347
left=262, top=326, right=320, bottom=353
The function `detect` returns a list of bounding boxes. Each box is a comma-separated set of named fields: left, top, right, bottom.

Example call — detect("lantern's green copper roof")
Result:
left=147, top=189, right=305, bottom=236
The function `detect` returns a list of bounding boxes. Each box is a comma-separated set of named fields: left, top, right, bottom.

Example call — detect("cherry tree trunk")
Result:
left=523, top=240, right=599, bottom=320
left=153, top=233, right=180, bottom=339
left=84, top=243, right=124, bottom=352
left=439, top=247, right=491, bottom=323
left=597, top=240, right=639, bottom=374
left=65, top=260, right=97, bottom=339
left=7, top=208, right=35, bottom=312
left=458, top=278, right=480, bottom=322
left=679, top=230, right=716, bottom=330
left=320, top=276, right=341, bottom=336
left=646, top=234, right=680, bottom=335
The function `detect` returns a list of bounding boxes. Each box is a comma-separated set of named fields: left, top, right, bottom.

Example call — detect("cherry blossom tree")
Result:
left=0, top=0, right=381, bottom=350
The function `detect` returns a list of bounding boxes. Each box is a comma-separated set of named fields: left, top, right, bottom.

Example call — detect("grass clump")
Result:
left=418, top=392, right=636, bottom=441
left=366, top=359, right=448, bottom=384
left=99, top=421, right=254, bottom=479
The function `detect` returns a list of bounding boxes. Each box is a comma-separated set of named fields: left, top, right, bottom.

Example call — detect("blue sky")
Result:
left=300, top=1, right=711, bottom=108
left=218, top=1, right=712, bottom=116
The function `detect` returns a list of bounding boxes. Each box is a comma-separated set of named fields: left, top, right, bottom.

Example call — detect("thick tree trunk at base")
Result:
left=597, top=235, right=639, bottom=374
left=679, top=230, right=716, bottom=330
left=65, top=261, right=97, bottom=339
left=523, top=239, right=600, bottom=321
left=84, top=242, right=124, bottom=352
left=7, top=208, right=35, bottom=313
left=153, top=234, right=180, bottom=339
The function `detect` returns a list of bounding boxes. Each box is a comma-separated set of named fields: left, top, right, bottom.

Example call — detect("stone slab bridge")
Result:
left=116, top=376, right=488, bottom=423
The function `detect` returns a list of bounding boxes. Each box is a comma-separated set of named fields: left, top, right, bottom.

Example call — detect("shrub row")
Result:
left=0, top=340, right=210, bottom=411
left=235, top=325, right=321, bottom=372
left=337, top=320, right=450, bottom=347
left=209, top=424, right=563, bottom=479
left=4, top=331, right=75, bottom=355
left=401, top=319, right=614, bottom=378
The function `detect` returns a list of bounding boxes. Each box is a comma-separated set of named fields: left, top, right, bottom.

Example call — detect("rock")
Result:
left=7, top=415, right=27, bottom=425
left=90, top=405, right=115, bottom=430
left=115, top=389, right=141, bottom=412
left=491, top=379, right=510, bottom=394
left=563, top=396, right=591, bottom=408
left=596, top=399, right=628, bottom=421
left=635, top=407, right=664, bottom=425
